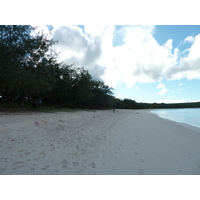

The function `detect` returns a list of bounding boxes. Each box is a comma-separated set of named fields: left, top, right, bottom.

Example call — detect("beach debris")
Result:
left=35, top=122, right=40, bottom=127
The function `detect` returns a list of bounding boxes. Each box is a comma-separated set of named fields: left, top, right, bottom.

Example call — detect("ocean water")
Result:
left=151, top=108, right=200, bottom=129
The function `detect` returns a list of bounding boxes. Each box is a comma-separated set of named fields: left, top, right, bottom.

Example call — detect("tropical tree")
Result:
left=90, top=80, right=114, bottom=108
left=71, top=67, right=94, bottom=107
left=0, top=25, right=59, bottom=104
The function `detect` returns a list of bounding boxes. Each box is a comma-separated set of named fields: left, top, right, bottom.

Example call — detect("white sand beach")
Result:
left=0, top=109, right=200, bottom=175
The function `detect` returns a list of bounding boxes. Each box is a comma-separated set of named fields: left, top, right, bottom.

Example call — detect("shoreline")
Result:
left=150, top=108, right=200, bottom=130
left=0, top=109, right=200, bottom=175
left=168, top=119, right=200, bottom=133
left=150, top=109, right=200, bottom=133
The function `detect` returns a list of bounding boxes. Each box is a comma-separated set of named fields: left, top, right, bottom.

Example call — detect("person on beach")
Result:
left=38, top=98, right=42, bottom=108
left=113, top=107, right=115, bottom=113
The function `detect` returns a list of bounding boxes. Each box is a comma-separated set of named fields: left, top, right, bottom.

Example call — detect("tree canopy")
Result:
left=0, top=25, right=115, bottom=109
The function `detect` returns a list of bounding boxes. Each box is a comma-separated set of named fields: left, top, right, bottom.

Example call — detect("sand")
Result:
left=0, top=109, right=200, bottom=175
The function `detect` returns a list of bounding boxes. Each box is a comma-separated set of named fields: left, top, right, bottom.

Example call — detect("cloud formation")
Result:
left=166, top=34, right=200, bottom=80
left=51, top=25, right=106, bottom=81
left=45, top=25, right=200, bottom=88
left=157, top=83, right=168, bottom=95
left=184, top=36, right=195, bottom=44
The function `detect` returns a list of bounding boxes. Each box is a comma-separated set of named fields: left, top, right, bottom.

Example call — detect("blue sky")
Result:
left=41, top=25, right=200, bottom=103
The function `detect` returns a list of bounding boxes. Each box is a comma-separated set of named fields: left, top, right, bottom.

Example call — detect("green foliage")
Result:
left=0, top=25, right=59, bottom=104
left=71, top=67, right=94, bottom=107
left=122, top=99, right=138, bottom=109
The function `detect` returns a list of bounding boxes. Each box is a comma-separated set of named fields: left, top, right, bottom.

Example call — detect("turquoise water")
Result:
left=151, top=108, right=200, bottom=129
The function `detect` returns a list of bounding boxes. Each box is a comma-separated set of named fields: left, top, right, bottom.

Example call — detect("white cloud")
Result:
left=51, top=25, right=106, bottom=81
left=178, top=83, right=183, bottom=86
left=166, top=34, right=200, bottom=80
left=135, top=87, right=140, bottom=89
left=157, top=83, right=168, bottom=95
left=37, top=25, right=200, bottom=89
left=184, top=36, right=195, bottom=43
left=101, top=25, right=179, bottom=87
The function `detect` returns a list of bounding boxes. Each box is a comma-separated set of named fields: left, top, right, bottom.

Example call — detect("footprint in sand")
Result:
left=42, top=165, right=49, bottom=170
left=61, top=160, right=69, bottom=169
left=140, top=159, right=144, bottom=163
left=90, top=163, right=96, bottom=168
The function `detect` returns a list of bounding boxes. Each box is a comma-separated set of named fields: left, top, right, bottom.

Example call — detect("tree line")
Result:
left=1, top=25, right=199, bottom=110
left=0, top=25, right=117, bottom=109
left=114, top=99, right=200, bottom=109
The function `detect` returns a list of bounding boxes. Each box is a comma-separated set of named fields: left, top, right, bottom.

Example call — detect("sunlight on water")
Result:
left=151, top=108, right=200, bottom=129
